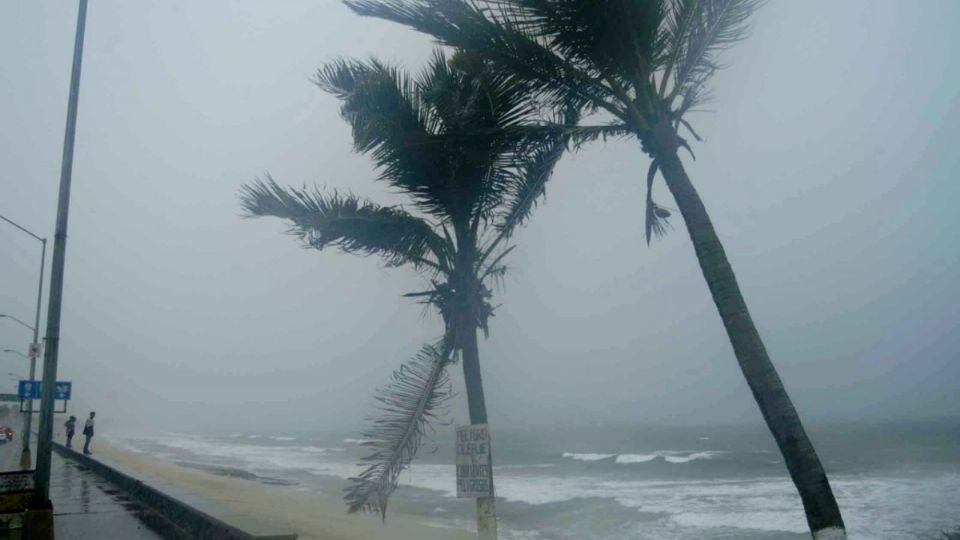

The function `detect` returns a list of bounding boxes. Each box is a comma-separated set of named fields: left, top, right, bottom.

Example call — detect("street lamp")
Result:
left=0, top=315, right=35, bottom=333
left=2, top=349, right=30, bottom=360
left=0, top=215, right=48, bottom=470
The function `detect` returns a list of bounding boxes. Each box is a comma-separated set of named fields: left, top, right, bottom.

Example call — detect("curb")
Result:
left=53, top=443, right=297, bottom=540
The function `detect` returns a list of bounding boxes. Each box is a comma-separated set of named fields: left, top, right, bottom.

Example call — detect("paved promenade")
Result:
left=0, top=412, right=178, bottom=539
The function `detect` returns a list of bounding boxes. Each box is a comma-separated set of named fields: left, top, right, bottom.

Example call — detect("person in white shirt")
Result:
left=82, top=411, right=95, bottom=455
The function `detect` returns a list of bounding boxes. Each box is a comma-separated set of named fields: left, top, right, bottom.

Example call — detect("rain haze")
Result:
left=1, top=2, right=959, bottom=539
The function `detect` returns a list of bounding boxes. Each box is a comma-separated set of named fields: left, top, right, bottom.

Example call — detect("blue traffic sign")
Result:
left=55, top=382, right=72, bottom=400
left=17, top=381, right=38, bottom=400
left=18, top=381, right=72, bottom=400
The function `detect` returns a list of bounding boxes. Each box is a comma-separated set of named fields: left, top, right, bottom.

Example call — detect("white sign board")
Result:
left=0, top=471, right=34, bottom=494
left=455, top=424, right=492, bottom=498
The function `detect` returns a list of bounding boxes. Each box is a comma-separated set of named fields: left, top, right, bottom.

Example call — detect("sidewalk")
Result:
left=46, top=452, right=180, bottom=539
left=0, top=412, right=179, bottom=539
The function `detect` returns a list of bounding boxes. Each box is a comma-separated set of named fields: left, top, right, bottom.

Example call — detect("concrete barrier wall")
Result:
left=53, top=443, right=296, bottom=540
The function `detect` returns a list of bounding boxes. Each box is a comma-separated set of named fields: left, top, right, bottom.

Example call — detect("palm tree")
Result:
left=240, top=51, right=570, bottom=540
left=343, top=1, right=846, bottom=538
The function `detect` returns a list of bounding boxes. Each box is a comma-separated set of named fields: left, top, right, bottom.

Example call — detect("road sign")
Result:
left=456, top=424, right=492, bottom=498
left=28, top=342, right=41, bottom=359
left=17, top=380, right=72, bottom=400
left=17, top=381, right=38, bottom=400
left=0, top=394, right=18, bottom=403
left=54, top=382, right=72, bottom=400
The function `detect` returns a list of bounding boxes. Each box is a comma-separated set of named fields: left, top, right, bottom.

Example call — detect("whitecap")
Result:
left=615, top=454, right=658, bottom=464
left=343, top=438, right=381, bottom=444
left=561, top=452, right=615, bottom=462
left=664, top=451, right=715, bottom=463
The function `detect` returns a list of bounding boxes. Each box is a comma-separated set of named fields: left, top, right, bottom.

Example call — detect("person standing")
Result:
left=82, top=411, right=95, bottom=455
left=64, top=415, right=77, bottom=449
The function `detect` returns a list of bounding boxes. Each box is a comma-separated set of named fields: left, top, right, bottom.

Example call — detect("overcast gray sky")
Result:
left=1, top=1, right=958, bottom=434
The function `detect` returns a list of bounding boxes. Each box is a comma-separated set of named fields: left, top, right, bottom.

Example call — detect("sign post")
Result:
left=17, top=382, right=72, bottom=412
left=455, top=424, right=492, bottom=498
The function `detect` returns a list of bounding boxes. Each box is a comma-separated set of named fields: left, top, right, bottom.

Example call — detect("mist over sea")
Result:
left=113, top=421, right=960, bottom=540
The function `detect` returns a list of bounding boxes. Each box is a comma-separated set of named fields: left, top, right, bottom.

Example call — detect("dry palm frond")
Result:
left=344, top=340, right=455, bottom=518
left=644, top=159, right=671, bottom=244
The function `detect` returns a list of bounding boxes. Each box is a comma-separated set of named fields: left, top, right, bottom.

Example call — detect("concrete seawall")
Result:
left=53, top=443, right=297, bottom=540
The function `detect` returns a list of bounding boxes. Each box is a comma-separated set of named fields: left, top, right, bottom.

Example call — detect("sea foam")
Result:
left=561, top=452, right=615, bottom=461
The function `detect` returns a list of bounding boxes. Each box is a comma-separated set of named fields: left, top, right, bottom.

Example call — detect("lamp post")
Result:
left=33, top=0, right=89, bottom=520
left=0, top=215, right=48, bottom=471
left=0, top=315, right=35, bottom=333
left=2, top=350, right=30, bottom=361
left=0, top=311, right=42, bottom=469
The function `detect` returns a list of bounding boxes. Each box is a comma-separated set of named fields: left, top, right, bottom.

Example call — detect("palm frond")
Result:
left=658, top=0, right=700, bottom=96
left=240, top=177, right=449, bottom=271
left=564, top=123, right=635, bottom=149
left=495, top=111, right=577, bottom=236
left=315, top=58, right=461, bottom=218
left=670, top=0, right=764, bottom=109
left=345, top=0, right=621, bottom=116
left=496, top=138, right=565, bottom=234
left=492, top=0, right=665, bottom=86
left=644, top=159, right=671, bottom=244
left=345, top=340, right=455, bottom=518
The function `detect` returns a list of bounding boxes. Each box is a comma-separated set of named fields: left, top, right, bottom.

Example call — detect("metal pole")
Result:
left=35, top=0, right=88, bottom=505
left=0, top=215, right=48, bottom=469
left=21, top=239, right=46, bottom=469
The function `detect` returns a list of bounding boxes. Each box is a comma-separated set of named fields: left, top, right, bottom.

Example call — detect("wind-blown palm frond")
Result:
left=495, top=135, right=566, bottom=240
left=240, top=177, right=449, bottom=271
left=315, top=59, right=458, bottom=218
left=348, top=0, right=764, bottom=133
left=492, top=0, right=665, bottom=86
left=316, top=51, right=550, bottom=224
left=345, top=340, right=454, bottom=518
left=348, top=0, right=763, bottom=249
left=345, top=0, right=619, bottom=115
left=669, top=0, right=764, bottom=109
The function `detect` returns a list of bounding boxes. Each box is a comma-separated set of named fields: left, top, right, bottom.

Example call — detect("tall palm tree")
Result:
left=343, top=1, right=846, bottom=538
left=240, top=51, right=570, bottom=540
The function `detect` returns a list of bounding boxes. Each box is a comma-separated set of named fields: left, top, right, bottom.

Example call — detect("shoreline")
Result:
left=87, top=440, right=473, bottom=540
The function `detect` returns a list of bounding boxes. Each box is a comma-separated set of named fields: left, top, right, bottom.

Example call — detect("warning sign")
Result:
left=0, top=471, right=33, bottom=494
left=455, top=424, right=492, bottom=498
left=0, top=470, right=34, bottom=528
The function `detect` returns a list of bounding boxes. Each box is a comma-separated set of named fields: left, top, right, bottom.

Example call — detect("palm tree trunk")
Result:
left=459, top=320, right=498, bottom=540
left=654, top=146, right=846, bottom=539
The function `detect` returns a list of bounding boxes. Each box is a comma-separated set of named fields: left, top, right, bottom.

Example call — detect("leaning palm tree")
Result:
left=343, top=1, right=846, bottom=538
left=240, top=51, right=570, bottom=540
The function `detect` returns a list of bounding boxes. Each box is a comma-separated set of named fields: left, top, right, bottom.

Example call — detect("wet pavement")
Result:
left=0, top=412, right=183, bottom=539
left=47, top=454, right=181, bottom=539
left=0, top=413, right=24, bottom=471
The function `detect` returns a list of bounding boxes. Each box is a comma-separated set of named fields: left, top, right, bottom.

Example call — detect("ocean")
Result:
left=113, top=421, right=960, bottom=539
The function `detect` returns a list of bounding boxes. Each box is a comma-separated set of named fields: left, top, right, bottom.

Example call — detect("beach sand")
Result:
left=93, top=442, right=472, bottom=540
